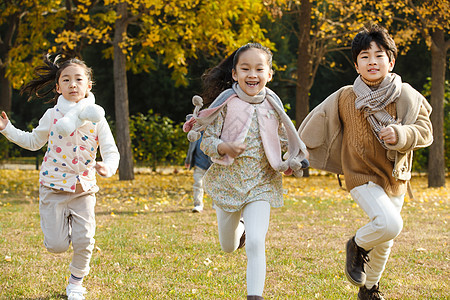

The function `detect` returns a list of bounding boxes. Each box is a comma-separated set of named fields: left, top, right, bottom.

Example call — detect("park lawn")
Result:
left=0, top=169, right=448, bottom=299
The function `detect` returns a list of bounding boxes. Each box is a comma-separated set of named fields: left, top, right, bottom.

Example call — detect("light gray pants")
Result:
left=193, top=166, right=207, bottom=207
left=215, top=200, right=271, bottom=296
left=351, top=181, right=404, bottom=289
left=39, top=184, right=97, bottom=278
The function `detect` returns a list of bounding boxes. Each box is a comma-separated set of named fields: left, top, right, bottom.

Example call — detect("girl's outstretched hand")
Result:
left=218, top=142, right=246, bottom=158
left=0, top=111, right=9, bottom=131
left=95, top=161, right=108, bottom=176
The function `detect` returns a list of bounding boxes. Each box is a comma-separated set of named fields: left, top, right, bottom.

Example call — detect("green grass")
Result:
left=0, top=170, right=448, bottom=299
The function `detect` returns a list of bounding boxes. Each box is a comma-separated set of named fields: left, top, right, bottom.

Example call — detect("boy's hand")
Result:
left=379, top=126, right=397, bottom=144
left=0, top=111, right=9, bottom=131
left=218, top=142, right=246, bottom=158
left=95, top=161, right=108, bottom=176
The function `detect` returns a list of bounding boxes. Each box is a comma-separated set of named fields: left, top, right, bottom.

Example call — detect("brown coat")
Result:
left=298, top=83, right=433, bottom=181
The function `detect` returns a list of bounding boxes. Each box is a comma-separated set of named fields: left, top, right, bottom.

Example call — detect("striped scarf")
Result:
left=353, top=73, right=402, bottom=149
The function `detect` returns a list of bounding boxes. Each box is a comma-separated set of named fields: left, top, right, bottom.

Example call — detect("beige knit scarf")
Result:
left=353, top=73, right=402, bottom=149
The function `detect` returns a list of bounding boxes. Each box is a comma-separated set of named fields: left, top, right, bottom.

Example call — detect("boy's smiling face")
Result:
left=355, top=41, right=395, bottom=82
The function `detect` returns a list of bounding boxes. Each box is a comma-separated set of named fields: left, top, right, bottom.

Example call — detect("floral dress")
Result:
left=201, top=104, right=288, bottom=212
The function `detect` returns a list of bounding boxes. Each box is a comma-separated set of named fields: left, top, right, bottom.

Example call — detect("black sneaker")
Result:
left=358, top=283, right=385, bottom=300
left=238, top=219, right=246, bottom=249
left=345, top=236, right=370, bottom=287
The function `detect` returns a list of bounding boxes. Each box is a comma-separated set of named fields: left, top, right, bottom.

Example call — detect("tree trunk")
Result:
left=296, top=0, right=312, bottom=176
left=0, top=67, right=12, bottom=112
left=113, top=2, right=134, bottom=180
left=0, top=12, right=19, bottom=113
left=295, top=0, right=312, bottom=127
left=427, top=29, right=446, bottom=187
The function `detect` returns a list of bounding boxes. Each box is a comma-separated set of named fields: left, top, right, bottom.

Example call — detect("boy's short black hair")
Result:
left=351, top=24, right=398, bottom=64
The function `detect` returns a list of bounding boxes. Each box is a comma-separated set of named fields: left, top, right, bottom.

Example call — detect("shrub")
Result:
left=0, top=135, right=10, bottom=159
left=129, top=110, right=189, bottom=170
left=416, top=78, right=450, bottom=173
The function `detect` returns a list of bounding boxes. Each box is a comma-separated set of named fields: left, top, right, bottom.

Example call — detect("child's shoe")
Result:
left=66, top=283, right=87, bottom=300
left=192, top=205, right=203, bottom=213
left=345, top=236, right=370, bottom=287
left=358, top=283, right=384, bottom=300
left=238, top=219, right=246, bottom=249
left=247, top=296, right=264, bottom=300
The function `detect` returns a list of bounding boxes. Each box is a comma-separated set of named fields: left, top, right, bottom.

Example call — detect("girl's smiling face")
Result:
left=355, top=41, right=395, bottom=82
left=56, top=64, right=92, bottom=103
left=232, top=48, right=273, bottom=96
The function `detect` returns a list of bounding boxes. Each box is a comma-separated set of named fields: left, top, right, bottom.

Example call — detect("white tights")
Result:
left=215, top=201, right=271, bottom=296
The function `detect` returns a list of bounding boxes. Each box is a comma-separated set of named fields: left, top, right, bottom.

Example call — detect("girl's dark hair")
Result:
left=20, top=54, right=93, bottom=103
left=200, top=42, right=273, bottom=105
left=351, top=24, right=398, bottom=64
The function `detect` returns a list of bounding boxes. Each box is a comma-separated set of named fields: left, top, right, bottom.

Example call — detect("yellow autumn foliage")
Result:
left=0, top=169, right=447, bottom=213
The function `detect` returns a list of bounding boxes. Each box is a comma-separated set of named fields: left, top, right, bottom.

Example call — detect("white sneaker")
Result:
left=192, top=205, right=203, bottom=213
left=66, top=283, right=87, bottom=300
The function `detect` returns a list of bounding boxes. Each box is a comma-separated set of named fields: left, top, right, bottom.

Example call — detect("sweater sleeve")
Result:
left=97, top=118, right=120, bottom=177
left=387, top=99, right=433, bottom=153
left=0, top=109, right=51, bottom=151
left=200, top=107, right=226, bottom=160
